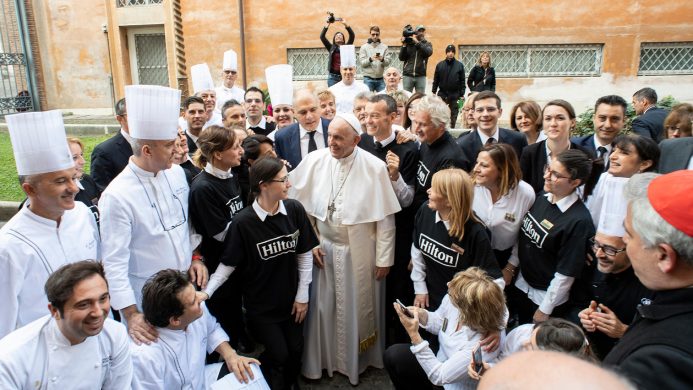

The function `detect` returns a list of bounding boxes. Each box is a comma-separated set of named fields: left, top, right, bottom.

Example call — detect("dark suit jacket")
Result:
left=249, top=121, right=276, bottom=137
left=658, top=137, right=693, bottom=174
left=90, top=131, right=133, bottom=190
left=520, top=140, right=595, bottom=194
left=571, top=134, right=597, bottom=156
left=456, top=128, right=527, bottom=168
left=632, top=107, right=668, bottom=142
left=274, top=118, right=331, bottom=170
left=186, top=133, right=198, bottom=156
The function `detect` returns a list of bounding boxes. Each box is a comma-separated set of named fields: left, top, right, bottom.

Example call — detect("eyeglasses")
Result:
left=132, top=169, right=187, bottom=231
left=267, top=175, right=290, bottom=184
left=370, top=33, right=380, bottom=36
left=543, top=164, right=571, bottom=181
left=223, top=70, right=238, bottom=75
left=590, top=237, right=626, bottom=257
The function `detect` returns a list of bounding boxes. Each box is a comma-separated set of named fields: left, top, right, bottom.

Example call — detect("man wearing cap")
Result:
left=265, top=64, right=295, bottom=139
left=432, top=45, right=465, bottom=128
left=603, top=171, right=693, bottom=389
left=0, top=260, right=131, bottom=389
left=0, top=110, right=100, bottom=338
left=358, top=26, right=390, bottom=92
left=329, top=45, right=369, bottom=115
left=274, top=89, right=330, bottom=169
left=91, top=98, right=133, bottom=190
left=289, top=113, right=401, bottom=385
left=100, top=85, right=208, bottom=345
left=399, top=25, right=433, bottom=93
left=244, top=87, right=275, bottom=136
left=215, top=49, right=245, bottom=111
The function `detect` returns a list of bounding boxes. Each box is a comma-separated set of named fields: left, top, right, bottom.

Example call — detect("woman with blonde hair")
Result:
left=467, top=51, right=496, bottom=93
left=510, top=101, right=545, bottom=145
left=385, top=267, right=507, bottom=389
left=411, top=168, right=501, bottom=311
left=67, top=137, right=101, bottom=221
left=316, top=88, right=337, bottom=120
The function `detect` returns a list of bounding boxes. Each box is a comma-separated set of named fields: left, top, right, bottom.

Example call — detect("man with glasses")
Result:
left=457, top=91, right=527, bottom=166
left=359, top=26, right=390, bottom=92
left=101, top=85, right=208, bottom=346
left=215, top=49, right=245, bottom=111
left=244, top=87, right=275, bottom=136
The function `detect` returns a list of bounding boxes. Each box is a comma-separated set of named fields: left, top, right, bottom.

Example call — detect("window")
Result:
left=459, top=44, right=603, bottom=77
left=638, top=42, right=693, bottom=75
left=127, top=28, right=169, bottom=86
left=288, top=47, right=404, bottom=80
left=116, top=0, right=162, bottom=7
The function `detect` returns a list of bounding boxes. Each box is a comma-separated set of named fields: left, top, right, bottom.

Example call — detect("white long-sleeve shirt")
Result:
left=0, top=316, right=131, bottom=389
left=100, top=161, right=192, bottom=310
left=0, top=203, right=99, bottom=338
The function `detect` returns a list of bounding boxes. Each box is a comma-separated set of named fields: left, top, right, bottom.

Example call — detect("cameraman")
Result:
left=398, top=25, right=433, bottom=93
left=320, top=14, right=354, bottom=87
left=358, top=26, right=390, bottom=92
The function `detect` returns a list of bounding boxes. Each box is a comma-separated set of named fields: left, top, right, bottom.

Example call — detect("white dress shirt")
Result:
left=299, top=121, right=326, bottom=159
left=215, top=85, right=246, bottom=113
left=477, top=127, right=500, bottom=145
left=0, top=316, right=131, bottom=389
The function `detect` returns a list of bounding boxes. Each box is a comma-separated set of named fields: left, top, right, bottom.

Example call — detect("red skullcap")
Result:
left=647, top=170, right=693, bottom=237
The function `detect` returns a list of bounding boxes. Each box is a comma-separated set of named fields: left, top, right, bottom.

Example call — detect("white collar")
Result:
left=185, top=129, right=199, bottom=143
left=128, top=158, right=157, bottom=178
left=477, top=127, right=500, bottom=145
left=252, top=199, right=288, bottom=221
left=544, top=191, right=579, bottom=213
left=544, top=139, right=571, bottom=161
left=22, top=202, right=63, bottom=228
left=247, top=116, right=267, bottom=130
left=220, top=84, right=237, bottom=92
left=375, top=129, right=396, bottom=148
left=204, top=163, right=233, bottom=179
left=300, top=121, right=324, bottom=138
left=76, top=178, right=85, bottom=190
left=120, top=129, right=132, bottom=143
left=434, top=210, right=451, bottom=230
left=592, top=135, right=612, bottom=150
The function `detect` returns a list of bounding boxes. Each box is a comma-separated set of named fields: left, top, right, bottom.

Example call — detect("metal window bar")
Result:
left=116, top=0, right=163, bottom=7
left=134, top=33, right=169, bottom=86
left=459, top=44, right=602, bottom=77
left=288, top=46, right=404, bottom=81
left=0, top=0, right=35, bottom=114
left=638, top=42, right=693, bottom=75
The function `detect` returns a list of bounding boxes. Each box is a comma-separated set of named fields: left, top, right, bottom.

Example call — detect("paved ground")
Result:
left=298, top=368, right=393, bottom=389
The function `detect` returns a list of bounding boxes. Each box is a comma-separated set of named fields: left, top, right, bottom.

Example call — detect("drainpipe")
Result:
left=238, top=0, right=247, bottom=89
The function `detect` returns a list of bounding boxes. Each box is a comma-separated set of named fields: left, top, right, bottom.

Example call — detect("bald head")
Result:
left=479, top=351, right=634, bottom=390
left=293, top=89, right=320, bottom=131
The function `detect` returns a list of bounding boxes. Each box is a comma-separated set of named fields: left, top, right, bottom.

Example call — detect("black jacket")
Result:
left=467, top=65, right=496, bottom=92
left=398, top=40, right=433, bottom=77
left=520, top=140, right=594, bottom=194
left=320, top=25, right=355, bottom=75
left=457, top=128, right=527, bottom=166
left=90, top=131, right=133, bottom=190
left=432, top=58, right=465, bottom=101
left=631, top=107, right=668, bottom=142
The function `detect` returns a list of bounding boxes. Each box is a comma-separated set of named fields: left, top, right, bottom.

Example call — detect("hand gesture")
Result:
left=188, top=261, right=209, bottom=289
left=312, top=246, right=325, bottom=268
left=124, top=308, right=158, bottom=345
left=590, top=304, right=628, bottom=338
left=386, top=151, right=400, bottom=181
left=480, top=330, right=501, bottom=353
left=578, top=301, right=598, bottom=332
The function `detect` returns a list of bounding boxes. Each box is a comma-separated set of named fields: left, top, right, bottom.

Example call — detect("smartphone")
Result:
left=395, top=299, right=414, bottom=318
left=376, top=52, right=381, bottom=56
left=472, top=345, right=483, bottom=374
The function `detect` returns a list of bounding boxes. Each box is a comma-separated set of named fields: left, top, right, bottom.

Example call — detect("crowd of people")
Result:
left=0, top=19, right=692, bottom=390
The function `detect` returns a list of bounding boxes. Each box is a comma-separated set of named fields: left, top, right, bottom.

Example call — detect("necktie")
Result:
left=307, top=131, right=317, bottom=153
left=375, top=141, right=383, bottom=151
left=485, top=137, right=496, bottom=146
left=597, top=146, right=607, bottom=159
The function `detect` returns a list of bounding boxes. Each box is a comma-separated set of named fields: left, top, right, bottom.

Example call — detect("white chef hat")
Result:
left=191, top=63, right=215, bottom=94
left=223, top=50, right=238, bottom=72
left=125, top=85, right=181, bottom=140
left=265, top=64, right=294, bottom=107
left=335, top=112, right=362, bottom=134
left=597, top=176, right=629, bottom=237
left=6, top=110, right=73, bottom=176
left=340, top=45, right=356, bottom=68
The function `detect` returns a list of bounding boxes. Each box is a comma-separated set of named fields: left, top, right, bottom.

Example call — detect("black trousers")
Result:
left=439, top=96, right=460, bottom=128
left=511, top=285, right=570, bottom=325
left=247, top=317, right=304, bottom=390
left=383, top=343, right=442, bottom=390
left=206, top=271, right=248, bottom=350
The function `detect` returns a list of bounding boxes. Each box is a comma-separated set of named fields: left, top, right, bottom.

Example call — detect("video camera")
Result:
left=326, top=11, right=343, bottom=24
left=402, top=24, right=416, bottom=44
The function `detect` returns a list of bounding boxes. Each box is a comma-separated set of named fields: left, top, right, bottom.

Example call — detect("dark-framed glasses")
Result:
left=133, top=169, right=187, bottom=231
left=268, top=175, right=290, bottom=184
left=543, top=164, right=571, bottom=181
left=590, top=237, right=626, bottom=257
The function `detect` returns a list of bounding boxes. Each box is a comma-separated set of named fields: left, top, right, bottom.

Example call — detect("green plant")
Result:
left=573, top=95, right=680, bottom=137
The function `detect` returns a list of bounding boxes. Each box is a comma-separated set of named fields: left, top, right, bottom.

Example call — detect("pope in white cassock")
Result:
left=0, top=261, right=131, bottom=389
left=100, top=85, right=208, bottom=345
left=329, top=45, right=369, bottom=115
left=290, top=113, right=401, bottom=385
left=0, top=110, right=100, bottom=338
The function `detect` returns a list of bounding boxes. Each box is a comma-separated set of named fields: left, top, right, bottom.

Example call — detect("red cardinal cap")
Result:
left=647, top=170, right=693, bottom=237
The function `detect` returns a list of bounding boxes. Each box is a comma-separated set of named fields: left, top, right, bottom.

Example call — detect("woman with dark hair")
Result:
left=320, top=18, right=354, bottom=87
left=467, top=51, right=496, bottom=93
left=402, top=91, right=425, bottom=131
left=204, top=156, right=319, bottom=390
left=506, top=149, right=599, bottom=325
left=243, top=134, right=277, bottom=165
left=663, top=103, right=693, bottom=139
left=510, top=101, right=545, bottom=145
left=520, top=99, right=594, bottom=194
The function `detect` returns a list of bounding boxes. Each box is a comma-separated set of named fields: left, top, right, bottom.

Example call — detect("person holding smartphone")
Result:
left=359, top=25, right=390, bottom=92
left=384, top=267, right=506, bottom=389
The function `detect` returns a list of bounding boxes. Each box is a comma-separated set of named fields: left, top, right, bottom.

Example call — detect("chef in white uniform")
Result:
left=0, top=261, right=131, bottom=389
left=100, top=85, right=208, bottom=345
left=329, top=45, right=369, bottom=114
left=0, top=110, right=99, bottom=338
left=215, top=49, right=246, bottom=112
left=179, top=63, right=223, bottom=135
left=131, top=269, right=264, bottom=390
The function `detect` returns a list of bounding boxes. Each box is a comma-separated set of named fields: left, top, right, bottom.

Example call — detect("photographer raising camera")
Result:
left=398, top=24, right=433, bottom=94
left=320, top=12, right=354, bottom=87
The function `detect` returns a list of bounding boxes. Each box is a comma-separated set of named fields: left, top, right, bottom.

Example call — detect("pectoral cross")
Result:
left=327, top=202, right=336, bottom=218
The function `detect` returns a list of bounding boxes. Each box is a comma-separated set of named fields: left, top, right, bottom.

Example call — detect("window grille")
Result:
left=638, top=42, right=693, bottom=75
left=459, top=44, right=603, bottom=77
left=288, top=46, right=405, bottom=80
left=134, top=33, right=169, bottom=86
left=116, top=0, right=162, bottom=7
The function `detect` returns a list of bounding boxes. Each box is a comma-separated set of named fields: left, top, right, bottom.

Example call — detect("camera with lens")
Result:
left=402, top=24, right=416, bottom=44
left=326, top=11, right=342, bottom=24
